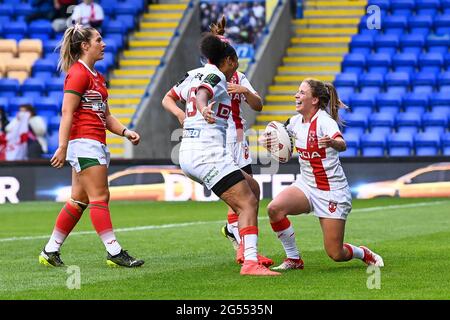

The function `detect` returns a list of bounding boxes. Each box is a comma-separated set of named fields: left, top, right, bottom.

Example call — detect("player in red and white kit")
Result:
left=261, top=78, right=384, bottom=270
left=39, top=24, right=144, bottom=268
left=208, top=17, right=270, bottom=264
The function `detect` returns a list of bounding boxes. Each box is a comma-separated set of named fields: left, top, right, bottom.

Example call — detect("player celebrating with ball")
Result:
left=260, top=78, right=384, bottom=270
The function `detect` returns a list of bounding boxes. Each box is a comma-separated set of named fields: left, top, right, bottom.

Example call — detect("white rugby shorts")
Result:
left=226, top=140, right=252, bottom=169
left=179, top=142, right=240, bottom=190
left=66, top=138, right=110, bottom=173
left=292, top=176, right=352, bottom=220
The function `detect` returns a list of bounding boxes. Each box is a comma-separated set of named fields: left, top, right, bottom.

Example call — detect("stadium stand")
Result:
left=332, top=0, right=450, bottom=156
left=0, top=0, right=190, bottom=158
left=247, top=0, right=449, bottom=157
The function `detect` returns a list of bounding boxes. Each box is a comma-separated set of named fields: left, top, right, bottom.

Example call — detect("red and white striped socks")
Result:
left=89, top=201, right=121, bottom=256
left=45, top=202, right=83, bottom=252
left=270, top=217, right=301, bottom=260
left=344, top=243, right=364, bottom=260
left=239, top=226, right=258, bottom=262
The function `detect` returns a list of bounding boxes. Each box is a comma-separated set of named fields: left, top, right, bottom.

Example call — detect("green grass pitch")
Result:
left=0, top=198, right=449, bottom=300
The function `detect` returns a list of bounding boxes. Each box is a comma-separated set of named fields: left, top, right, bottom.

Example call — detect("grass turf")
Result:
left=0, top=198, right=449, bottom=300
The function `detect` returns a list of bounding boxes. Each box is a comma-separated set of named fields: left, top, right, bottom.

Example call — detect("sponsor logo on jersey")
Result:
left=296, top=148, right=324, bottom=160
left=182, top=128, right=201, bottom=138
left=203, top=74, right=221, bottom=87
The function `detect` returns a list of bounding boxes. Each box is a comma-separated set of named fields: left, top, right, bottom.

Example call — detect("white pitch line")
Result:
left=0, top=200, right=448, bottom=243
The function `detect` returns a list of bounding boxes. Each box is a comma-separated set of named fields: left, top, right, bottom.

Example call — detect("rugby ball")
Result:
left=263, top=121, right=293, bottom=163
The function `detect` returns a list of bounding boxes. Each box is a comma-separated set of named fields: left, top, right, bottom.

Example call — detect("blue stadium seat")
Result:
left=432, top=106, right=450, bottom=115
left=438, top=72, right=450, bottom=92
left=103, top=20, right=126, bottom=36
left=0, top=4, right=14, bottom=17
left=396, top=112, right=422, bottom=134
left=350, top=93, right=376, bottom=114
left=95, top=60, right=109, bottom=74
left=350, top=34, right=373, bottom=55
left=430, top=92, right=450, bottom=108
left=0, top=15, right=11, bottom=25
left=0, top=97, right=9, bottom=113
left=21, top=78, right=46, bottom=98
left=29, top=20, right=54, bottom=41
left=369, top=112, right=394, bottom=135
left=48, top=116, right=60, bottom=133
left=444, top=0, right=450, bottom=13
left=8, top=97, right=34, bottom=115
left=3, top=21, right=27, bottom=41
left=48, top=91, right=63, bottom=106
left=411, top=72, right=436, bottom=93
left=376, top=93, right=402, bottom=114
left=387, top=132, right=414, bottom=156
left=14, top=3, right=33, bottom=20
left=441, top=132, right=450, bottom=155
left=426, top=34, right=450, bottom=54
left=414, top=132, right=441, bottom=155
left=383, top=15, right=408, bottom=35
left=43, top=39, right=61, bottom=55
left=367, top=0, right=390, bottom=11
left=408, top=15, right=433, bottom=37
left=34, top=97, right=59, bottom=115
left=334, top=73, right=359, bottom=88
left=422, top=112, right=449, bottom=134
left=47, top=132, right=59, bottom=155
left=359, top=73, right=384, bottom=95
left=343, top=113, right=368, bottom=135
left=360, top=133, right=386, bottom=156
left=400, top=34, right=425, bottom=54
left=339, top=92, right=352, bottom=108
left=340, top=132, right=359, bottom=157
left=341, top=53, right=366, bottom=74
left=416, top=0, right=441, bottom=16
left=392, top=53, right=417, bottom=74
left=391, top=0, right=415, bottom=16
left=32, top=58, right=58, bottom=76
left=403, top=92, right=430, bottom=114
left=367, top=53, right=391, bottom=74
left=0, top=79, right=20, bottom=98
left=103, top=37, right=119, bottom=54
left=114, top=14, right=135, bottom=32
left=358, top=16, right=383, bottom=36
left=444, top=53, right=450, bottom=71
left=114, top=3, right=139, bottom=16
left=45, top=78, right=64, bottom=95
left=419, top=52, right=443, bottom=73
left=385, top=72, right=410, bottom=94
left=435, top=15, right=450, bottom=35
left=374, top=34, right=399, bottom=55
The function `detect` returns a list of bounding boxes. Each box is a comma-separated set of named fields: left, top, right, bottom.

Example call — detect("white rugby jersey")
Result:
left=286, top=109, right=348, bottom=191
left=226, top=71, right=257, bottom=143
left=171, top=64, right=231, bottom=148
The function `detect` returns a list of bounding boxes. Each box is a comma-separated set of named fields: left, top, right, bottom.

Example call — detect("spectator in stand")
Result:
left=0, top=106, right=9, bottom=160
left=27, top=0, right=77, bottom=30
left=200, top=1, right=265, bottom=46
left=24, top=105, right=48, bottom=159
left=70, top=0, right=105, bottom=31
left=5, top=105, right=47, bottom=160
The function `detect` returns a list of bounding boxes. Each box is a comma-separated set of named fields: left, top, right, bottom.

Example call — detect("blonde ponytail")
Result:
left=57, top=24, right=95, bottom=73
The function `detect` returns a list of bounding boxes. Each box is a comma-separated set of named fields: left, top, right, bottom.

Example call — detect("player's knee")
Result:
left=267, top=201, right=286, bottom=220
left=70, top=198, right=89, bottom=213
